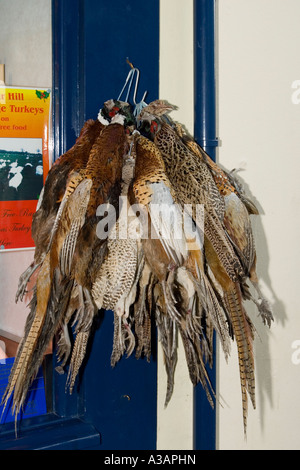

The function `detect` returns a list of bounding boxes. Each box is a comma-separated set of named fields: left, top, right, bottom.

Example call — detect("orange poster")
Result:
left=0, top=86, right=51, bottom=250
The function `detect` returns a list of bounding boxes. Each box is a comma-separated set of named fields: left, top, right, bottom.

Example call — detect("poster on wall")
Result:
left=0, top=86, right=51, bottom=250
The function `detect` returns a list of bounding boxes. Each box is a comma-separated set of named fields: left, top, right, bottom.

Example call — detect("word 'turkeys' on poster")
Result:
left=0, top=87, right=51, bottom=250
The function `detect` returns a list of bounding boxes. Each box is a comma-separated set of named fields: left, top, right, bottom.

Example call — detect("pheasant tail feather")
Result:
left=225, top=283, right=255, bottom=434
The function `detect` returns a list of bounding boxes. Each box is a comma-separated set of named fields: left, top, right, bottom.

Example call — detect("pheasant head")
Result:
left=99, top=99, right=136, bottom=128
left=137, top=99, right=177, bottom=140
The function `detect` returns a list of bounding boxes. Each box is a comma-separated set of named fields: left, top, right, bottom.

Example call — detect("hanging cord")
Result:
left=119, top=59, right=148, bottom=115
left=118, top=66, right=136, bottom=103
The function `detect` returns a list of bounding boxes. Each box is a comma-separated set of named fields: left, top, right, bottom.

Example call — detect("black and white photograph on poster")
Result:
left=0, top=137, right=44, bottom=201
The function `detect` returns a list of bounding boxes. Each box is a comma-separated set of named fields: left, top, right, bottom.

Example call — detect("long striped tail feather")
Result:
left=224, top=283, right=256, bottom=434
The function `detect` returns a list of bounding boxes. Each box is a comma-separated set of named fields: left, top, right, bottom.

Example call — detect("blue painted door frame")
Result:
left=0, top=0, right=217, bottom=450
left=193, top=0, right=217, bottom=451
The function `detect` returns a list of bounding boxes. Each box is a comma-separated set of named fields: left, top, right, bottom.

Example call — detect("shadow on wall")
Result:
left=224, top=167, right=287, bottom=433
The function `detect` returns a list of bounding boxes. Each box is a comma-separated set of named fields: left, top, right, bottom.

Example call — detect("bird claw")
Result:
left=250, top=281, right=274, bottom=328
left=257, top=298, right=274, bottom=328
left=15, top=285, right=27, bottom=303
left=122, top=316, right=136, bottom=357
left=162, top=280, right=181, bottom=323
left=55, top=365, right=65, bottom=375
left=72, top=286, right=96, bottom=332
left=56, top=324, right=72, bottom=367
left=15, top=263, right=39, bottom=303
left=111, top=312, right=135, bottom=366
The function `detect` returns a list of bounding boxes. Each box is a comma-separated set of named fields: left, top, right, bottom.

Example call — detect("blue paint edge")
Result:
left=193, top=0, right=217, bottom=450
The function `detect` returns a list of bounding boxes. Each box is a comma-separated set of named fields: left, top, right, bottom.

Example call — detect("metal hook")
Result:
left=131, top=67, right=148, bottom=107
left=132, top=68, right=140, bottom=105
left=123, top=65, right=140, bottom=105
left=117, top=59, right=138, bottom=103
left=118, top=59, right=147, bottom=108
left=130, top=63, right=148, bottom=115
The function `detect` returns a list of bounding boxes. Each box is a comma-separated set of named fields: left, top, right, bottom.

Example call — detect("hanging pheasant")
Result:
left=91, top=131, right=143, bottom=368
left=15, top=119, right=104, bottom=303
left=131, top=133, right=227, bottom=405
left=1, top=101, right=135, bottom=423
left=1, top=65, right=273, bottom=437
left=136, top=99, right=273, bottom=432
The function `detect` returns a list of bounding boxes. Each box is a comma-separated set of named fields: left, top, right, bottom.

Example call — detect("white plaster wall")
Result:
left=0, top=0, right=52, bottom=339
left=159, top=0, right=300, bottom=451
left=0, top=0, right=52, bottom=88
left=217, top=0, right=300, bottom=450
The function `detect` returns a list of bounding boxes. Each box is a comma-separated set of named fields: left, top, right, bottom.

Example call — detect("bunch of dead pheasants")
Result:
left=1, top=73, right=273, bottom=435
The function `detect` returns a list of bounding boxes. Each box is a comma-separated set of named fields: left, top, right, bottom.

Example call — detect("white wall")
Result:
left=217, top=0, right=300, bottom=450
left=0, top=0, right=52, bottom=88
left=159, top=0, right=300, bottom=451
